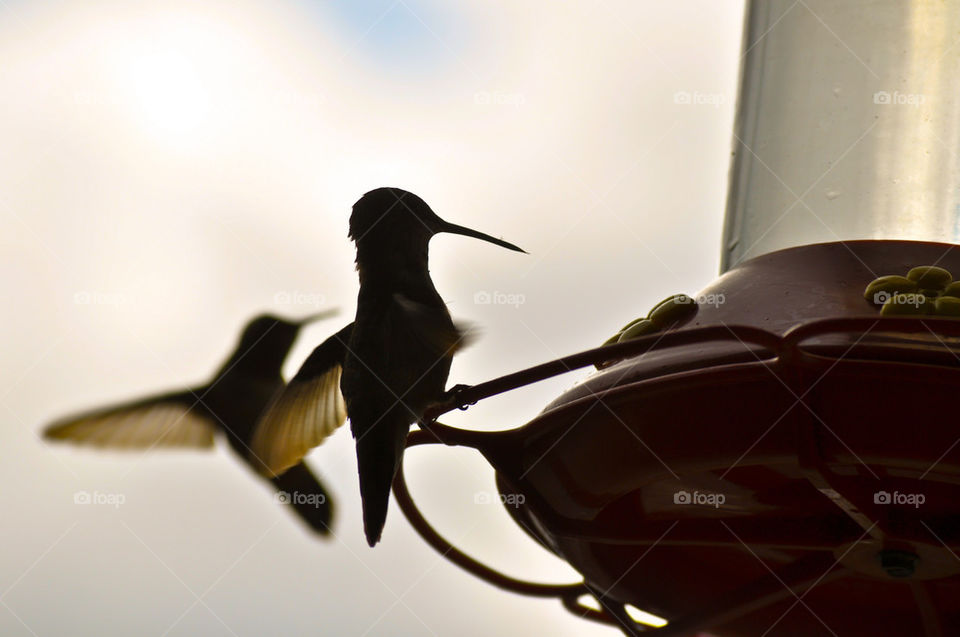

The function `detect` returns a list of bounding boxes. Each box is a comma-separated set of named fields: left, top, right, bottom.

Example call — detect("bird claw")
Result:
left=421, top=384, right=475, bottom=425
left=444, top=383, right=475, bottom=410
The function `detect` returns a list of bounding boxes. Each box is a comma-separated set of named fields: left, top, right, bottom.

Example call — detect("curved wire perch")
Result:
left=393, top=429, right=665, bottom=631
left=393, top=429, right=590, bottom=599
left=426, top=317, right=960, bottom=422
left=423, top=324, right=783, bottom=421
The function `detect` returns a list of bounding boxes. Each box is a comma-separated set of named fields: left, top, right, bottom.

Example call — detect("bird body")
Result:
left=253, top=187, right=524, bottom=546
left=44, top=312, right=338, bottom=535
left=342, top=260, right=462, bottom=546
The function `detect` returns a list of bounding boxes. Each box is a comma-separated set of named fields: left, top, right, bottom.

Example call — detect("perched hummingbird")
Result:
left=44, top=312, right=340, bottom=536
left=252, top=187, right=524, bottom=546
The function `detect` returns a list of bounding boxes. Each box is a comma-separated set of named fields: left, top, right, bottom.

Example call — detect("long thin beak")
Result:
left=297, top=308, right=340, bottom=326
left=436, top=220, right=526, bottom=253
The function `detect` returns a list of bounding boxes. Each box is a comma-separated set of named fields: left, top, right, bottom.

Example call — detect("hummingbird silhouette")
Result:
left=44, top=311, right=340, bottom=536
left=251, top=187, right=524, bottom=546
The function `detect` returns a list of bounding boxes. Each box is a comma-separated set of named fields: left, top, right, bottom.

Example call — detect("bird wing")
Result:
left=250, top=323, right=352, bottom=476
left=391, top=293, right=474, bottom=358
left=43, top=390, right=217, bottom=449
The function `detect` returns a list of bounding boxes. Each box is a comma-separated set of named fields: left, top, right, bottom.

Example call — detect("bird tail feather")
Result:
left=270, top=462, right=335, bottom=536
left=356, top=416, right=409, bottom=546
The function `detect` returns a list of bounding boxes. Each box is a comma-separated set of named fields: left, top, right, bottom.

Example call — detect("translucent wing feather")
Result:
left=44, top=391, right=216, bottom=449
left=250, top=324, right=352, bottom=476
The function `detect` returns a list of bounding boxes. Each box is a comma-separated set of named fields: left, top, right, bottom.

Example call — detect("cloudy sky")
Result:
left=0, top=1, right=743, bottom=634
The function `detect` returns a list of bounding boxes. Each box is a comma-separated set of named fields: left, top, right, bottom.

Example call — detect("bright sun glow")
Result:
left=127, top=48, right=211, bottom=137
left=114, top=12, right=241, bottom=144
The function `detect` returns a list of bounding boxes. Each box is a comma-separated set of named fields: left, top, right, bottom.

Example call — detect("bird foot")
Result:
left=442, top=383, right=475, bottom=411
left=421, top=384, right=475, bottom=425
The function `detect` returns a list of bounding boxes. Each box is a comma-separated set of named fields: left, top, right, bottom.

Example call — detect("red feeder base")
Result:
left=396, top=241, right=960, bottom=636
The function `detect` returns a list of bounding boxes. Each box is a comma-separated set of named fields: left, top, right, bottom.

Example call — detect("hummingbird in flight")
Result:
left=251, top=187, right=525, bottom=546
left=44, top=311, right=340, bottom=536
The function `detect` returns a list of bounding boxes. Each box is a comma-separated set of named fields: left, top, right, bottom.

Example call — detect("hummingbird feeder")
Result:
left=394, top=3, right=960, bottom=635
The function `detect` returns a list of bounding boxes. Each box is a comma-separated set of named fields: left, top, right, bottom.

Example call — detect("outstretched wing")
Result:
left=250, top=323, right=352, bottom=476
left=43, top=390, right=216, bottom=449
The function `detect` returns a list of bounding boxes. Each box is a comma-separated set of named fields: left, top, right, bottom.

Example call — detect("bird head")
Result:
left=230, top=310, right=338, bottom=377
left=348, top=187, right=525, bottom=258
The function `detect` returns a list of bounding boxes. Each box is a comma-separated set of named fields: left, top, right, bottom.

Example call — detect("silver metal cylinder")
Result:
left=722, top=0, right=960, bottom=271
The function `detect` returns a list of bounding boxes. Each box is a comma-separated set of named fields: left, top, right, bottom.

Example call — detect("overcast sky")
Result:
left=0, top=1, right=743, bottom=635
